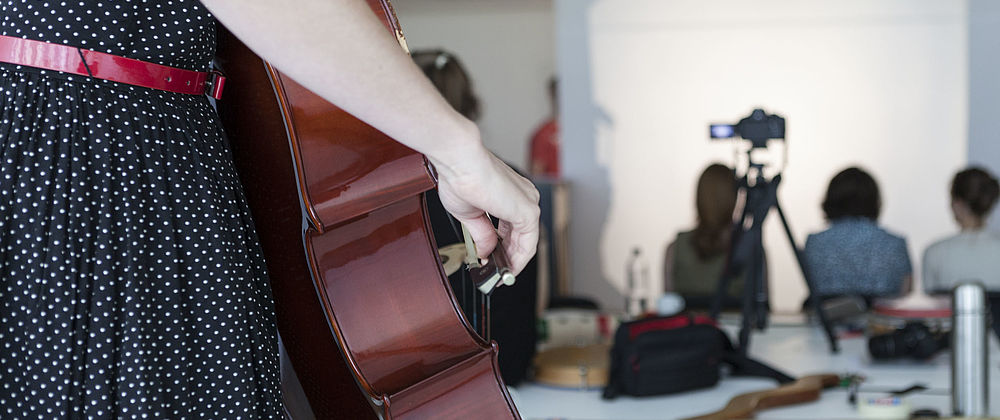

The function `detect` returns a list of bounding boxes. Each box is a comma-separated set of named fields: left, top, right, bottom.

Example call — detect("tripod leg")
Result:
left=774, top=199, right=840, bottom=353
left=752, top=231, right=769, bottom=330
left=738, top=232, right=757, bottom=355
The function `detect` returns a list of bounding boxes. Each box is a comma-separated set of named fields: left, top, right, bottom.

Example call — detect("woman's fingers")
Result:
left=502, top=220, right=538, bottom=275
left=462, top=213, right=499, bottom=259
left=433, top=147, right=539, bottom=276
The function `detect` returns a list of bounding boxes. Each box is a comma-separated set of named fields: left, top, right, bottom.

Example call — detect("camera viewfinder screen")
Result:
left=710, top=124, right=736, bottom=139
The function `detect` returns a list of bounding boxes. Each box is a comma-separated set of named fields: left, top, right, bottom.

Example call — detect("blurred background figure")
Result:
left=923, top=167, right=1000, bottom=291
left=412, top=50, right=481, bottom=122
left=663, top=163, right=744, bottom=309
left=412, top=49, right=538, bottom=386
left=922, top=167, right=1000, bottom=337
left=528, top=77, right=560, bottom=178
left=804, top=167, right=912, bottom=304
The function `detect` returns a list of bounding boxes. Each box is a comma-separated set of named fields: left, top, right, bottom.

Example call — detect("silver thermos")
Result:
left=952, top=282, right=988, bottom=417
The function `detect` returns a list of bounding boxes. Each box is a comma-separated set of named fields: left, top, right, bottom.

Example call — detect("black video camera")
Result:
left=709, top=108, right=785, bottom=148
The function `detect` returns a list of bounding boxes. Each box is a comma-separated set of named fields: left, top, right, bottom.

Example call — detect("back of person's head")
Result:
left=411, top=50, right=480, bottom=121
left=693, top=163, right=737, bottom=259
left=951, top=167, right=1000, bottom=217
left=822, top=167, right=881, bottom=221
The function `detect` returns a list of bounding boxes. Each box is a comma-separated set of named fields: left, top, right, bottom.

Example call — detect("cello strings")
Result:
left=445, top=210, right=506, bottom=339
left=443, top=211, right=479, bottom=333
left=485, top=294, right=492, bottom=342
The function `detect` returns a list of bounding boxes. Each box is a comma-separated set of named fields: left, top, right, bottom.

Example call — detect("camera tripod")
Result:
left=709, top=154, right=840, bottom=354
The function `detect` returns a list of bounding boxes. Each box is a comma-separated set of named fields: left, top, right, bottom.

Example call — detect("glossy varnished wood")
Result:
left=215, top=28, right=377, bottom=420
left=308, top=196, right=481, bottom=393
left=277, top=75, right=432, bottom=230
left=215, top=0, right=520, bottom=418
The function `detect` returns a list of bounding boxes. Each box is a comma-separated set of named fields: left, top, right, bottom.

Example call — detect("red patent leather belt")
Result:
left=0, top=35, right=225, bottom=99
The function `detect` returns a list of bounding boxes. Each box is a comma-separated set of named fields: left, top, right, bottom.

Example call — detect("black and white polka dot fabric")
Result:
left=0, top=1, right=282, bottom=418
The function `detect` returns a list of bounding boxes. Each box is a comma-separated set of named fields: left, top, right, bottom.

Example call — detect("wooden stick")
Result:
left=682, top=374, right=841, bottom=420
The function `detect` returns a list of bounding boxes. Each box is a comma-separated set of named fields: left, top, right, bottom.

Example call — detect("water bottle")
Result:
left=625, top=248, right=647, bottom=317
left=951, top=281, right=988, bottom=417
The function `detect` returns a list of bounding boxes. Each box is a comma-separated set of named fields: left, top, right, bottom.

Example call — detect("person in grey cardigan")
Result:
left=923, top=167, right=1000, bottom=292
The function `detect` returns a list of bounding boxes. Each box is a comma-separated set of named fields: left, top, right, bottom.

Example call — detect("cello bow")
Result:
left=214, top=0, right=521, bottom=418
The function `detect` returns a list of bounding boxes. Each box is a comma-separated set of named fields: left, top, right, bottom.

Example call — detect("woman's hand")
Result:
left=429, top=124, right=540, bottom=275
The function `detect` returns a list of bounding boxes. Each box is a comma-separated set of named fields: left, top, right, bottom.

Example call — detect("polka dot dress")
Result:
left=0, top=1, right=282, bottom=418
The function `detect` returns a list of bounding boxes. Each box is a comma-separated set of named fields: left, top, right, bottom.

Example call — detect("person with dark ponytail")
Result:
left=411, top=50, right=481, bottom=122
left=411, top=49, right=539, bottom=387
left=923, top=167, right=1000, bottom=292
left=664, top=163, right=744, bottom=308
left=803, top=167, right=912, bottom=300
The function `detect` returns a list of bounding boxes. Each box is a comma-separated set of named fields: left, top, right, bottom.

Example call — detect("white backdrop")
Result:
left=559, top=0, right=969, bottom=312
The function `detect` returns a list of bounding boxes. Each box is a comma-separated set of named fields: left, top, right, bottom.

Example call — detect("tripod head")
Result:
left=711, top=108, right=789, bottom=190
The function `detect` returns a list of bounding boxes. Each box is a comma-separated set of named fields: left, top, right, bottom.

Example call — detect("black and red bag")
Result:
left=602, top=314, right=794, bottom=399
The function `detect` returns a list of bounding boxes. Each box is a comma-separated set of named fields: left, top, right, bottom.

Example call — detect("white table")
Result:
left=512, top=317, right=999, bottom=419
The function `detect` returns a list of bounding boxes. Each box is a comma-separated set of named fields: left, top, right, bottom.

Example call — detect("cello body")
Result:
left=214, top=1, right=521, bottom=418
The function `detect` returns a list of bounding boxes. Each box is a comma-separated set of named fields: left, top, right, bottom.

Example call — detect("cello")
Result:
left=214, top=1, right=521, bottom=418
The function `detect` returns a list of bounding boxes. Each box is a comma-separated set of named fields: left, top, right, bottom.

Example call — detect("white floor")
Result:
left=512, top=317, right=999, bottom=420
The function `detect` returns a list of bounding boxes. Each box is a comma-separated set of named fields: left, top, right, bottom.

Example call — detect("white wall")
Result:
left=394, top=0, right=556, bottom=170
left=969, top=0, right=1000, bottom=232
left=558, top=0, right=969, bottom=312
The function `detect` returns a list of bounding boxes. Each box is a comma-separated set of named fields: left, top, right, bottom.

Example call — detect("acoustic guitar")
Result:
left=215, top=1, right=520, bottom=418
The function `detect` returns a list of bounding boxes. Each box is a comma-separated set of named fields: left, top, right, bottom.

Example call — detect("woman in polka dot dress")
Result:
left=0, top=0, right=282, bottom=418
left=0, top=0, right=540, bottom=418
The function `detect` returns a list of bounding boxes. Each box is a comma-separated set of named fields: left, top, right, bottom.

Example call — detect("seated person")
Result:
left=664, top=163, right=745, bottom=309
left=922, top=167, right=1000, bottom=337
left=923, top=167, right=1000, bottom=291
left=804, top=167, right=912, bottom=302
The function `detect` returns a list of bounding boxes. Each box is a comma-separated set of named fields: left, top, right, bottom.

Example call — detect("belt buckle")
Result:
left=207, top=70, right=226, bottom=100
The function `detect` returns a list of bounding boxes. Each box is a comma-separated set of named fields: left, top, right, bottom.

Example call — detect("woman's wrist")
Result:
left=424, top=116, right=488, bottom=181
